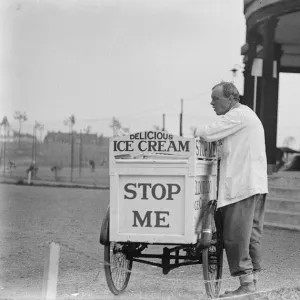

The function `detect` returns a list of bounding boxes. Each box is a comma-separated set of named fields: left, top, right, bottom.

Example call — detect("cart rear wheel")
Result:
left=104, top=242, right=133, bottom=295
left=202, top=209, right=223, bottom=299
left=100, top=206, right=110, bottom=245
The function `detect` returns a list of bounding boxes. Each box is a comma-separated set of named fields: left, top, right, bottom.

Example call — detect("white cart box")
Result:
left=109, top=131, right=218, bottom=244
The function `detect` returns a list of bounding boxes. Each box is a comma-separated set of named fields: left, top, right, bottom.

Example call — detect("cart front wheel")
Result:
left=202, top=209, right=223, bottom=299
left=104, top=242, right=133, bottom=295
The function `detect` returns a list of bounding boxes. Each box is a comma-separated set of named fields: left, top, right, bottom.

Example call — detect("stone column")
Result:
left=259, top=17, right=279, bottom=174
left=242, top=32, right=257, bottom=108
left=242, top=31, right=264, bottom=115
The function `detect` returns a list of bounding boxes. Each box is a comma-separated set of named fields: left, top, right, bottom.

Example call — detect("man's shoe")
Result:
left=219, top=282, right=256, bottom=299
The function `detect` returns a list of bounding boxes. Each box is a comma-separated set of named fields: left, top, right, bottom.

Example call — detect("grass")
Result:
left=1, top=165, right=110, bottom=186
left=1, top=140, right=111, bottom=186
left=2, top=140, right=109, bottom=168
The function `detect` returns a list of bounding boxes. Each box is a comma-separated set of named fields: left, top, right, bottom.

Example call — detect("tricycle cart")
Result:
left=100, top=131, right=223, bottom=299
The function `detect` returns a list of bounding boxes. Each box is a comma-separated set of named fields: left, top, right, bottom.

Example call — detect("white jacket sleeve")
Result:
left=194, top=110, right=245, bottom=142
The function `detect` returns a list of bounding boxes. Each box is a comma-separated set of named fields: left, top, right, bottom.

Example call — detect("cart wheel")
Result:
left=104, top=242, right=133, bottom=295
left=100, top=206, right=110, bottom=245
left=202, top=209, right=223, bottom=299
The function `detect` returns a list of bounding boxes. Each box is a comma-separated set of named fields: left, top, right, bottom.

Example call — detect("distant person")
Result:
left=276, top=147, right=300, bottom=171
left=275, top=147, right=285, bottom=171
left=89, top=160, right=95, bottom=172
left=7, top=160, right=16, bottom=176
left=8, top=160, right=16, bottom=170
left=194, top=82, right=268, bottom=298
left=27, top=161, right=38, bottom=178
left=100, top=158, right=108, bottom=168
left=51, top=165, right=62, bottom=181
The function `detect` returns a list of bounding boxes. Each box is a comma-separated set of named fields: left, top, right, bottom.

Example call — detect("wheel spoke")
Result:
left=104, top=242, right=133, bottom=294
left=111, top=246, right=128, bottom=289
left=202, top=212, right=223, bottom=299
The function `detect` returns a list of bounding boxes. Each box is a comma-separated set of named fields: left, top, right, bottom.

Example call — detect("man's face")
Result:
left=210, top=85, right=232, bottom=115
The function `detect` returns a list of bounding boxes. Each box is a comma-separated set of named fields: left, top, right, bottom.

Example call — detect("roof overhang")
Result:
left=243, top=0, right=300, bottom=72
left=275, top=11, right=300, bottom=71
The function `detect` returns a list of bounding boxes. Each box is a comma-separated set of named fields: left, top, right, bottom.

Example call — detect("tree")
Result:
left=83, top=125, right=91, bottom=135
left=0, top=116, right=9, bottom=127
left=37, top=123, right=44, bottom=142
left=31, top=121, right=44, bottom=163
left=34, top=122, right=44, bottom=142
left=64, top=114, right=76, bottom=144
left=64, top=114, right=76, bottom=129
left=109, top=117, right=122, bottom=136
left=13, top=111, right=28, bottom=147
left=98, top=133, right=104, bottom=146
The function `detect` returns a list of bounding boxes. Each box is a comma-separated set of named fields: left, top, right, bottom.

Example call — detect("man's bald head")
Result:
left=212, top=82, right=240, bottom=101
left=210, top=82, right=240, bottom=115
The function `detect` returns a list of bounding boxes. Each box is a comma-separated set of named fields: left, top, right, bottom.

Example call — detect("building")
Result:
left=241, top=0, right=300, bottom=173
left=44, top=131, right=69, bottom=143
left=12, top=131, right=34, bottom=143
left=0, top=129, right=14, bottom=143
left=44, top=131, right=109, bottom=145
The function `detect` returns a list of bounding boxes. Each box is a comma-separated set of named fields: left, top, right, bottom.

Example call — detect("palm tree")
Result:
left=0, top=116, right=9, bottom=127
left=31, top=121, right=44, bottom=163
left=109, top=117, right=122, bottom=136
left=13, top=111, right=28, bottom=148
left=64, top=114, right=76, bottom=144
left=84, top=125, right=91, bottom=135
left=35, top=123, right=44, bottom=142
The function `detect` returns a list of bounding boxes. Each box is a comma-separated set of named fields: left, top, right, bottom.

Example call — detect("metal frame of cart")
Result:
left=100, top=131, right=223, bottom=299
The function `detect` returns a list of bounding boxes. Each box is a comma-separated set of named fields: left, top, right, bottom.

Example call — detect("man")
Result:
left=194, top=82, right=268, bottom=298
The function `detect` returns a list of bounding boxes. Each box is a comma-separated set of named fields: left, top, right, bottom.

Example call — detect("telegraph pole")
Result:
left=32, top=123, right=36, bottom=163
left=70, top=130, right=74, bottom=182
left=35, top=123, right=38, bottom=164
left=179, top=99, right=183, bottom=136
left=1, top=117, right=10, bottom=174
left=3, top=124, right=7, bottom=176
left=162, top=114, right=165, bottom=131
left=79, top=130, right=82, bottom=177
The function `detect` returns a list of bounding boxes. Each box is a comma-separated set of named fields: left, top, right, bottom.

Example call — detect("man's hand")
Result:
left=192, top=127, right=206, bottom=141
left=193, top=127, right=197, bottom=138
left=190, top=126, right=197, bottom=137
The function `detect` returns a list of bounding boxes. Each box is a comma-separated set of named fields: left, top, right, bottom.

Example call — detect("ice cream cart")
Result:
left=100, top=131, right=223, bottom=299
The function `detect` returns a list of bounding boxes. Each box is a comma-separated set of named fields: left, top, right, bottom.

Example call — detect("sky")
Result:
left=0, top=0, right=299, bottom=146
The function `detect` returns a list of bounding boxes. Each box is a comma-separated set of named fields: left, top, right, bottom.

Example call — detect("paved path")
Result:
left=0, top=184, right=299, bottom=299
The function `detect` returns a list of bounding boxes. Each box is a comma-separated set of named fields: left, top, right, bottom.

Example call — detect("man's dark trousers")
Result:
left=220, top=194, right=266, bottom=282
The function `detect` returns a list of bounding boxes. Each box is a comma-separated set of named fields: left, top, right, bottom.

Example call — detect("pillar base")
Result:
left=267, top=164, right=276, bottom=175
